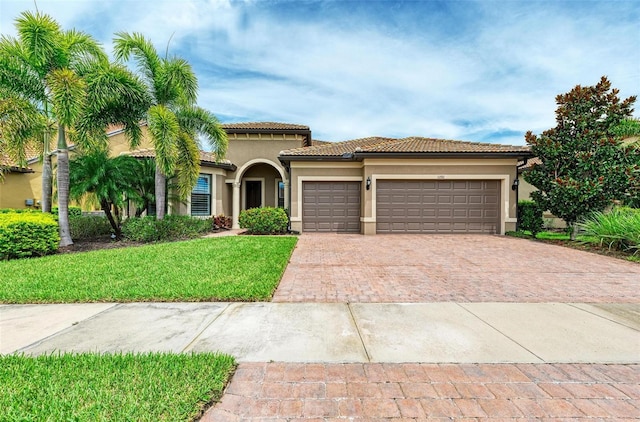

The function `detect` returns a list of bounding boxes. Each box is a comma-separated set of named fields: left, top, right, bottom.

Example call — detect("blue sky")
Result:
left=1, top=0, right=638, bottom=145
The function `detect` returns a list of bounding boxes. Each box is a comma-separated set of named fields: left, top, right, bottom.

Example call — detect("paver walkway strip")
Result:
left=201, top=362, right=640, bottom=420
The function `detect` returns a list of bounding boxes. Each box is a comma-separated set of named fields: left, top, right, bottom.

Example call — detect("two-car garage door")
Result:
left=301, top=179, right=501, bottom=234
left=376, top=180, right=500, bottom=234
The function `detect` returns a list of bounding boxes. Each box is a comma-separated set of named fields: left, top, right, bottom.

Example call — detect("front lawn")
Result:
left=0, top=352, right=235, bottom=421
left=0, top=236, right=297, bottom=303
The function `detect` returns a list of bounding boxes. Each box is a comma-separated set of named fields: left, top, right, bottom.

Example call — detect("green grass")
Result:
left=0, top=236, right=297, bottom=303
left=0, top=352, right=235, bottom=421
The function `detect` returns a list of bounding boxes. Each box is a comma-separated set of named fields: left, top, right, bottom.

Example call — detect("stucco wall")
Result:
left=0, top=127, right=153, bottom=211
left=0, top=167, right=41, bottom=209
left=288, top=158, right=519, bottom=234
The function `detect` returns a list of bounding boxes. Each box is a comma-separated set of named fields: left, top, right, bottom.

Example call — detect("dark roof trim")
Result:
left=226, top=128, right=313, bottom=147
left=2, top=165, right=35, bottom=174
left=201, top=161, right=237, bottom=171
left=280, top=150, right=534, bottom=162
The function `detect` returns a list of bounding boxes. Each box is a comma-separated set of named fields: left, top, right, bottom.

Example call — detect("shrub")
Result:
left=579, top=207, right=640, bottom=251
left=51, top=206, right=82, bottom=218
left=213, top=214, right=232, bottom=229
left=518, top=200, right=544, bottom=236
left=69, top=215, right=112, bottom=240
left=121, top=215, right=212, bottom=242
left=238, top=207, right=288, bottom=234
left=0, top=208, right=38, bottom=214
left=0, top=212, right=59, bottom=259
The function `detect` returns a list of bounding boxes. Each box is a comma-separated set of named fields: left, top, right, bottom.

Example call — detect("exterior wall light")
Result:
left=511, top=179, right=519, bottom=191
left=366, top=177, right=371, bottom=190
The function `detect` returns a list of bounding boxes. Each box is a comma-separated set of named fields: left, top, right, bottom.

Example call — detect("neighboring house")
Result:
left=0, top=122, right=533, bottom=235
left=0, top=125, right=153, bottom=210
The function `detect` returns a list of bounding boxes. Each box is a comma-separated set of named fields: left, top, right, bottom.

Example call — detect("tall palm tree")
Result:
left=114, top=32, right=228, bottom=219
left=69, top=149, right=140, bottom=239
left=0, top=11, right=150, bottom=246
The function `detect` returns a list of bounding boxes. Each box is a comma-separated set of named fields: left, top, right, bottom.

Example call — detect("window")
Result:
left=191, top=174, right=211, bottom=216
left=278, top=181, right=285, bottom=208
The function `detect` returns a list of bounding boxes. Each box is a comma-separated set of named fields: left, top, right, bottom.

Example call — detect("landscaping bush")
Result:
left=579, top=207, right=640, bottom=252
left=0, top=212, right=59, bottom=259
left=213, top=214, right=232, bottom=229
left=0, top=208, right=39, bottom=214
left=518, top=200, right=544, bottom=235
left=52, top=206, right=82, bottom=218
left=69, top=215, right=112, bottom=240
left=238, top=207, right=288, bottom=234
left=121, top=215, right=212, bottom=242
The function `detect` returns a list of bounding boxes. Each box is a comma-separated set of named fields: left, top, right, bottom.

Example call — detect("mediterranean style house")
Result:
left=1, top=122, right=532, bottom=235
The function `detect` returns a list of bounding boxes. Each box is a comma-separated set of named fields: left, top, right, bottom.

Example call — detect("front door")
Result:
left=245, top=180, right=262, bottom=209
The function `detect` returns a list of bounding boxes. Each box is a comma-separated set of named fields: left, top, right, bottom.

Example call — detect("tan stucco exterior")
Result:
left=288, top=158, right=519, bottom=234
left=0, top=127, right=153, bottom=211
left=1, top=123, right=526, bottom=235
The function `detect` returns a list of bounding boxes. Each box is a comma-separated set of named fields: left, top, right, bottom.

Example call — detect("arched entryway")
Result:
left=231, top=158, right=288, bottom=229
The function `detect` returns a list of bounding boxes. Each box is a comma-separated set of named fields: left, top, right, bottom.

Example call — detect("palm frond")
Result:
left=113, top=32, right=161, bottom=92
left=0, top=94, right=46, bottom=166
left=175, top=105, right=228, bottom=158
left=14, top=11, right=61, bottom=72
left=0, top=43, right=48, bottom=104
left=162, top=57, right=198, bottom=105
left=61, top=29, right=107, bottom=69
left=174, top=130, right=201, bottom=199
left=47, top=68, right=86, bottom=127
left=148, top=104, right=179, bottom=176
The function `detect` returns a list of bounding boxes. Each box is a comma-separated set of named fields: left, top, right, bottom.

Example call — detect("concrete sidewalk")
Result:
left=1, top=302, right=638, bottom=363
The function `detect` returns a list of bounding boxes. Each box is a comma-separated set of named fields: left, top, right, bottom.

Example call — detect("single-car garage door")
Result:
left=302, top=181, right=361, bottom=232
left=376, top=180, right=500, bottom=234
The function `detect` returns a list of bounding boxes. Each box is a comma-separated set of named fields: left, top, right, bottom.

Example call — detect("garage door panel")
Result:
left=376, top=180, right=500, bottom=234
left=303, top=181, right=361, bottom=233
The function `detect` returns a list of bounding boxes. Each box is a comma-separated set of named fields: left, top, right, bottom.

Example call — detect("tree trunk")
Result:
left=101, top=199, right=121, bottom=240
left=41, top=153, right=53, bottom=213
left=570, top=224, right=578, bottom=241
left=155, top=165, right=166, bottom=220
left=56, top=126, right=73, bottom=247
left=41, top=113, right=52, bottom=213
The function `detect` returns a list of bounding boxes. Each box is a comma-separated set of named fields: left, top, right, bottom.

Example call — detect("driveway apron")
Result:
left=273, top=234, right=640, bottom=303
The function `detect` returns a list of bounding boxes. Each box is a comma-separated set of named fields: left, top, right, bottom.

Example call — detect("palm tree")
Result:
left=0, top=11, right=150, bottom=246
left=69, top=149, right=140, bottom=239
left=129, top=158, right=156, bottom=217
left=114, top=32, right=228, bottom=219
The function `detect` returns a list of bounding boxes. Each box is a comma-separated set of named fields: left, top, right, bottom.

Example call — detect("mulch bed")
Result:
left=535, top=238, right=639, bottom=262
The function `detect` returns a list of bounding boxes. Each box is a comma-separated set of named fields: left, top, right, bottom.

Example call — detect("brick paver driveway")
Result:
left=202, top=234, right=640, bottom=420
left=204, top=363, right=640, bottom=420
left=273, top=234, right=640, bottom=303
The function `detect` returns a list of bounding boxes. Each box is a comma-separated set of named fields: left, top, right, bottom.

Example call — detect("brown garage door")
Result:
left=376, top=180, right=500, bottom=234
left=302, top=181, right=361, bottom=232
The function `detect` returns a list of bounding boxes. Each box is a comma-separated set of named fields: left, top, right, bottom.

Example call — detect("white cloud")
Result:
left=1, top=0, right=638, bottom=145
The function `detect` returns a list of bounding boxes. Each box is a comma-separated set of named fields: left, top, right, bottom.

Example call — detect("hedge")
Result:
left=69, top=215, right=112, bottom=240
left=238, top=207, right=288, bottom=234
left=518, top=200, right=544, bottom=235
left=0, top=212, right=59, bottom=259
left=121, top=215, right=212, bottom=242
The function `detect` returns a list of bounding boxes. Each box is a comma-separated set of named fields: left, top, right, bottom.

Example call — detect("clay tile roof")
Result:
left=0, top=144, right=42, bottom=172
left=123, top=148, right=233, bottom=167
left=221, top=122, right=310, bottom=131
left=281, top=136, right=531, bottom=156
left=518, top=157, right=542, bottom=170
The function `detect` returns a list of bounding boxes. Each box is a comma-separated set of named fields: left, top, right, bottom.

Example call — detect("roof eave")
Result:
left=3, top=166, right=35, bottom=173
left=280, top=150, right=534, bottom=162
left=355, top=151, right=534, bottom=159
left=201, top=161, right=237, bottom=171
